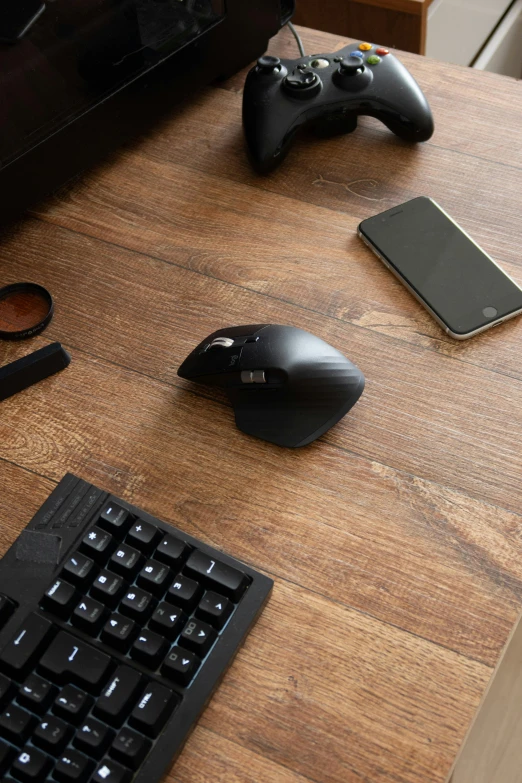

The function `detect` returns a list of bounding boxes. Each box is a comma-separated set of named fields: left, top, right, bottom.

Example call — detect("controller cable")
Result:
left=287, top=21, right=305, bottom=57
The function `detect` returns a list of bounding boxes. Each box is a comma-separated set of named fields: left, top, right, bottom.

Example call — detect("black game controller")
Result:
left=242, top=42, right=434, bottom=173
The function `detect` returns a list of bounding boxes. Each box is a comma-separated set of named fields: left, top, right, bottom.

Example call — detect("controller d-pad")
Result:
left=285, top=69, right=318, bottom=88
left=283, top=68, right=322, bottom=99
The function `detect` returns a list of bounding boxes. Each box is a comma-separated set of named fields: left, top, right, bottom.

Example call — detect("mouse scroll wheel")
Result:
left=209, top=337, right=235, bottom=349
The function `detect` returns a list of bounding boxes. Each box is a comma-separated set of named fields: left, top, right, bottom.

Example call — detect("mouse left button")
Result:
left=210, top=324, right=268, bottom=340
left=178, top=344, right=244, bottom=380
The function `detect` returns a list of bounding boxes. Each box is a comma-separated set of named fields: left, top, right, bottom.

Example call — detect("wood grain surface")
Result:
left=293, top=0, right=431, bottom=55
left=1, top=24, right=522, bottom=783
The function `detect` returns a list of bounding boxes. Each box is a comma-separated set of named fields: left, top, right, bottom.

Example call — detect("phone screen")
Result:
left=358, top=197, right=522, bottom=336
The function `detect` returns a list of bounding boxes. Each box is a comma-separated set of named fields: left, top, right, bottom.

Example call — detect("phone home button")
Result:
left=482, top=306, right=498, bottom=319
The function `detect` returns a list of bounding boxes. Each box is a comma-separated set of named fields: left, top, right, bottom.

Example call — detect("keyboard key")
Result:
left=11, top=745, right=52, bottom=782
left=0, top=613, right=53, bottom=678
left=101, top=614, right=136, bottom=653
left=149, top=603, right=186, bottom=640
left=17, top=673, right=55, bottom=714
left=108, top=544, right=143, bottom=579
left=39, top=631, right=112, bottom=692
left=0, top=479, right=272, bottom=783
left=0, top=739, right=15, bottom=774
left=110, top=728, right=151, bottom=770
left=119, top=587, right=155, bottom=622
left=90, top=571, right=125, bottom=608
left=161, top=647, right=200, bottom=687
left=196, top=591, right=233, bottom=629
left=130, top=630, right=168, bottom=669
left=154, top=535, right=189, bottom=569
left=179, top=618, right=216, bottom=657
left=165, top=575, right=202, bottom=612
left=93, top=666, right=143, bottom=728
left=41, top=579, right=77, bottom=619
left=54, top=749, right=93, bottom=782
left=61, top=553, right=97, bottom=589
left=184, top=550, right=249, bottom=600
left=71, top=596, right=107, bottom=634
left=137, top=559, right=172, bottom=597
left=0, top=703, right=35, bottom=744
left=73, top=717, right=114, bottom=759
left=53, top=685, right=92, bottom=724
left=93, top=758, right=131, bottom=783
left=33, top=714, right=71, bottom=753
left=0, top=594, right=16, bottom=629
left=126, top=520, right=161, bottom=554
left=98, top=502, right=132, bottom=536
left=80, top=526, right=115, bottom=564
left=0, top=673, right=14, bottom=706
left=129, top=682, right=177, bottom=738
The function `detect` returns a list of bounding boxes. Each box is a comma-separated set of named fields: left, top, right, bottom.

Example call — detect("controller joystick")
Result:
left=242, top=41, right=434, bottom=173
left=339, top=59, right=364, bottom=75
left=333, top=57, right=373, bottom=91
left=256, top=55, right=282, bottom=75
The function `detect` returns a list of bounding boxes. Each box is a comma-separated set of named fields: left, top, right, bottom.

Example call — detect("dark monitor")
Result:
left=0, top=0, right=293, bottom=221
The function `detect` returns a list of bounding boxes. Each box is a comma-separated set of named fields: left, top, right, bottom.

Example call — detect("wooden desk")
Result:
left=1, top=25, right=522, bottom=783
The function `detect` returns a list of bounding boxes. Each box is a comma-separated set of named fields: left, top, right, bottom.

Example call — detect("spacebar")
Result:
left=39, top=631, right=112, bottom=692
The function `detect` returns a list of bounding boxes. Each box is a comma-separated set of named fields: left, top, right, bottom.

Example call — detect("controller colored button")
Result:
left=359, top=42, right=372, bottom=51
left=367, top=55, right=381, bottom=65
left=376, top=47, right=390, bottom=56
left=349, top=51, right=364, bottom=59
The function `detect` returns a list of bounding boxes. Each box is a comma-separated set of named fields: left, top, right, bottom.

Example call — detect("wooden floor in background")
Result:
left=1, top=25, right=522, bottom=783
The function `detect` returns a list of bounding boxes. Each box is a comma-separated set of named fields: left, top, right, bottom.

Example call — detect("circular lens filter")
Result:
left=0, top=283, right=54, bottom=341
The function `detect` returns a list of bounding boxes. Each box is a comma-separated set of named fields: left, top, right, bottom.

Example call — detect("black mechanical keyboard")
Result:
left=0, top=474, right=272, bottom=782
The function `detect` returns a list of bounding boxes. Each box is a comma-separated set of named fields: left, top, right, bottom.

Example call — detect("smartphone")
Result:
left=358, top=196, right=522, bottom=339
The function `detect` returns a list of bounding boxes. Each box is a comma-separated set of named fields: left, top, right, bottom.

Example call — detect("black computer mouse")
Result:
left=178, top=324, right=365, bottom=448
